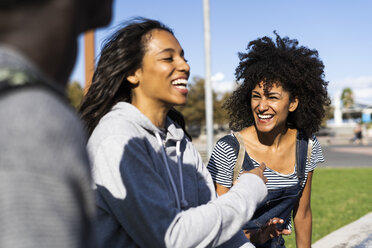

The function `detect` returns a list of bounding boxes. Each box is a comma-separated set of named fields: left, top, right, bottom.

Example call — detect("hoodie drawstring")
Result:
left=155, top=132, right=188, bottom=210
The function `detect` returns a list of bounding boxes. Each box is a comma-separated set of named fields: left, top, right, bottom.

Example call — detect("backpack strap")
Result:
left=296, top=131, right=311, bottom=185
left=219, top=132, right=255, bottom=183
left=0, top=68, right=65, bottom=98
left=233, top=132, right=246, bottom=183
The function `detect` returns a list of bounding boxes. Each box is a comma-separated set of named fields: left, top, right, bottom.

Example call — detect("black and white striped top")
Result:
left=207, top=134, right=324, bottom=190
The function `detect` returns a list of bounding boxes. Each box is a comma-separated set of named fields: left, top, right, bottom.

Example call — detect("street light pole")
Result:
left=203, top=0, right=214, bottom=158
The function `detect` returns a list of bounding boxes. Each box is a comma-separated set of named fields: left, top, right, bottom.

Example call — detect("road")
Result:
left=321, top=144, right=372, bottom=167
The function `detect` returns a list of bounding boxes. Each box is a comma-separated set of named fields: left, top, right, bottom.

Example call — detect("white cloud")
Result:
left=211, top=72, right=225, bottom=82
left=213, top=80, right=237, bottom=94
left=211, top=72, right=238, bottom=94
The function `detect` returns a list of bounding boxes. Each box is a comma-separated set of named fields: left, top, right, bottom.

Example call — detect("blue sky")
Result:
left=70, top=0, right=372, bottom=105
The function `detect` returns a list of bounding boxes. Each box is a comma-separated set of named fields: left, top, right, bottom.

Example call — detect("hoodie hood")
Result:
left=93, top=101, right=189, bottom=210
left=108, top=102, right=185, bottom=143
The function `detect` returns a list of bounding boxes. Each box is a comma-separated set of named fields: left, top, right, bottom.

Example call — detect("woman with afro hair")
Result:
left=207, top=32, right=329, bottom=248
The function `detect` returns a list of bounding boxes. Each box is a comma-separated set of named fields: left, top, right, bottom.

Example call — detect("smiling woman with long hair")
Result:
left=79, top=18, right=268, bottom=248
left=207, top=32, right=329, bottom=247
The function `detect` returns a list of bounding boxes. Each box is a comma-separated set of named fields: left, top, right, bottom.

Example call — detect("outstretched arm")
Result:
left=93, top=136, right=268, bottom=248
left=293, top=171, right=313, bottom=248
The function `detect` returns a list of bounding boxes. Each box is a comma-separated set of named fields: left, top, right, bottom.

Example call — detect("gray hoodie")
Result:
left=87, top=102, right=267, bottom=248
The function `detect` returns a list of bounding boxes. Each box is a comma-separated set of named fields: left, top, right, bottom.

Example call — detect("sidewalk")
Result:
left=316, top=135, right=372, bottom=146
left=312, top=212, right=372, bottom=248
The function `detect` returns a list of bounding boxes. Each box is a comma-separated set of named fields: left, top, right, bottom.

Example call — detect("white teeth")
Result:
left=171, top=79, right=188, bottom=87
left=258, top=114, right=273, bottom=119
left=174, top=84, right=187, bottom=89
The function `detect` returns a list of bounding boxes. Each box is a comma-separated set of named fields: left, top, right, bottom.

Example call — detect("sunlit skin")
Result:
left=127, top=29, right=190, bottom=128
left=251, top=82, right=298, bottom=137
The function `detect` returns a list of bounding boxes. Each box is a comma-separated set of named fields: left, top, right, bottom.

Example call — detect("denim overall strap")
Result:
left=296, top=131, right=309, bottom=186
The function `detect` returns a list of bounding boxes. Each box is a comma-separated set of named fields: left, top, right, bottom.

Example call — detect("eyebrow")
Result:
left=252, top=90, right=282, bottom=96
left=268, top=92, right=281, bottom=95
left=157, top=48, right=185, bottom=56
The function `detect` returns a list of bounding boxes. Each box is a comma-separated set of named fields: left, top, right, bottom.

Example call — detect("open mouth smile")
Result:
left=171, top=78, right=189, bottom=95
left=258, top=114, right=273, bottom=120
left=171, top=78, right=188, bottom=90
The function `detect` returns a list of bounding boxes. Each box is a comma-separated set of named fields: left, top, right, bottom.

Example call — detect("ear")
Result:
left=126, top=68, right=141, bottom=85
left=289, top=97, right=299, bottom=112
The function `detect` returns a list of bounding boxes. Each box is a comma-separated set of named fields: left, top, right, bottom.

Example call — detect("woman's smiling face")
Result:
left=251, top=82, right=298, bottom=134
left=129, top=29, right=190, bottom=110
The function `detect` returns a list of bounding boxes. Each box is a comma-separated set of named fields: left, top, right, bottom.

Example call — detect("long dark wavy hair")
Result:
left=224, top=32, right=330, bottom=137
left=79, top=17, right=190, bottom=139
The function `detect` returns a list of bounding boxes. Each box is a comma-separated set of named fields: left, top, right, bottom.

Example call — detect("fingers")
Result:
left=258, top=162, right=268, bottom=183
left=245, top=162, right=267, bottom=183
left=258, top=162, right=266, bottom=171
left=267, top=218, right=292, bottom=236
left=279, top=229, right=292, bottom=236
left=270, top=218, right=284, bottom=225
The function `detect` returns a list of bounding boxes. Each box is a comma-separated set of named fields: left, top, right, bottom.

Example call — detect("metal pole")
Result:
left=203, top=0, right=214, bottom=158
left=84, top=30, right=95, bottom=94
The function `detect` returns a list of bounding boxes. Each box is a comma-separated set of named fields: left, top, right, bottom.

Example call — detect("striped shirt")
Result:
left=207, top=133, right=324, bottom=190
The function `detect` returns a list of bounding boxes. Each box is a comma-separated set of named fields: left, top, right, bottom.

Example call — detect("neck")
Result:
left=131, top=99, right=170, bottom=128
left=254, top=125, right=291, bottom=148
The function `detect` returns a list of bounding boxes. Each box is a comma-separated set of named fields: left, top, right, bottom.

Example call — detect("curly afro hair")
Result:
left=224, top=32, right=330, bottom=137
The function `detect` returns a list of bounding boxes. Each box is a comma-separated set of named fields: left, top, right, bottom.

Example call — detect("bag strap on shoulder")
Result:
left=233, top=132, right=246, bottom=183
left=0, top=68, right=65, bottom=98
left=218, top=132, right=253, bottom=183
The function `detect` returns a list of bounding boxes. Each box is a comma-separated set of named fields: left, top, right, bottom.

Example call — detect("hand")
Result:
left=246, top=218, right=292, bottom=244
left=232, top=162, right=267, bottom=185
left=246, top=162, right=268, bottom=184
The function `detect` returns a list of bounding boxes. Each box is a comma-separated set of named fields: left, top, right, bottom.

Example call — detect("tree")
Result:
left=341, top=87, right=354, bottom=109
left=214, top=91, right=231, bottom=125
left=321, top=104, right=334, bottom=127
left=176, top=76, right=230, bottom=127
left=66, top=81, right=84, bottom=111
left=176, top=77, right=206, bottom=126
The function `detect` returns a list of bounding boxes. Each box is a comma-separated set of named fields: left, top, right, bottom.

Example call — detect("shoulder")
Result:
left=0, top=87, right=91, bottom=179
left=207, top=134, right=237, bottom=173
left=306, top=135, right=325, bottom=171
left=214, top=134, right=238, bottom=158
left=89, top=110, right=145, bottom=149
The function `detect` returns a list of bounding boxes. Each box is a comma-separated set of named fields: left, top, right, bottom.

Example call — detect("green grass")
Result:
left=283, top=168, right=372, bottom=248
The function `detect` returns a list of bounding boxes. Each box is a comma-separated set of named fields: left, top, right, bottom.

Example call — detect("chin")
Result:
left=255, top=123, right=274, bottom=134
left=256, top=128, right=274, bottom=134
left=173, top=97, right=188, bottom=106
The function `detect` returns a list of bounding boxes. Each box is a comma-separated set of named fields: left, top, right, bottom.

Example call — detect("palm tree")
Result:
left=341, top=87, right=354, bottom=109
left=341, top=87, right=354, bottom=121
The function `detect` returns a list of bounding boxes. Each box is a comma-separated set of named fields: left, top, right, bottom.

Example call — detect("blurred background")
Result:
left=68, top=0, right=372, bottom=146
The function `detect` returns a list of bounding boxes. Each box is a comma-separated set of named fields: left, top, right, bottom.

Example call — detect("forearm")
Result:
left=294, top=208, right=312, bottom=248
left=165, top=173, right=267, bottom=247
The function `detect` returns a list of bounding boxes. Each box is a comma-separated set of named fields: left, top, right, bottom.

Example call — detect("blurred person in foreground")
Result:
left=0, top=0, right=112, bottom=247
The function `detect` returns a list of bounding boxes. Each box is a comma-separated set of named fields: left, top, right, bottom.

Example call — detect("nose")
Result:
left=177, top=58, right=190, bottom=74
left=258, top=99, right=269, bottom=112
